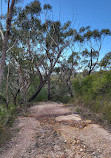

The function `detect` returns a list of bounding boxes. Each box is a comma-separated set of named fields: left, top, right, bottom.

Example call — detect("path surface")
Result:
left=0, top=102, right=111, bottom=158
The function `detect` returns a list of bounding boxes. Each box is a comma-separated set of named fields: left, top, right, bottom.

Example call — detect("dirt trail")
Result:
left=0, top=102, right=111, bottom=158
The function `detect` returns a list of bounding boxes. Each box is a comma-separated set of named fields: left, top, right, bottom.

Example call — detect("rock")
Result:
left=55, top=114, right=82, bottom=122
left=64, top=140, right=67, bottom=143
left=80, top=148, right=83, bottom=152
left=54, top=145, right=61, bottom=151
left=61, top=154, right=67, bottom=158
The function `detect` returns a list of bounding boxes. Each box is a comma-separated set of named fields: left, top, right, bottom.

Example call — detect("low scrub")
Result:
left=72, top=70, right=111, bottom=123
left=0, top=104, right=16, bottom=132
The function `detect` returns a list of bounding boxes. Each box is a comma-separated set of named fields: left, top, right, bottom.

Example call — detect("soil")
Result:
left=0, top=102, right=111, bottom=158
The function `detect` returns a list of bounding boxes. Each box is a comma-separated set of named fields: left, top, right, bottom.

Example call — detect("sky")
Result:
left=1, top=0, right=111, bottom=59
left=42, top=0, right=111, bottom=59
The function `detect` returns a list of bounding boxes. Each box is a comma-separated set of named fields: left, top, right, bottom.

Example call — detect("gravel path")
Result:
left=0, top=102, right=111, bottom=158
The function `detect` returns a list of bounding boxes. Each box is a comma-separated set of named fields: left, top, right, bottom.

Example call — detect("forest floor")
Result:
left=0, top=102, right=111, bottom=158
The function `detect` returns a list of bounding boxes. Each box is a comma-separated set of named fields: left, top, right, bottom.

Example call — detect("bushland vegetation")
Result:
left=0, top=0, right=111, bottom=136
left=72, top=70, right=111, bottom=123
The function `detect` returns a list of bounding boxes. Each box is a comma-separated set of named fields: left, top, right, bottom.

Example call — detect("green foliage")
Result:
left=73, top=71, right=111, bottom=97
left=25, top=0, right=41, bottom=15
left=0, top=104, right=17, bottom=138
left=102, top=102, right=111, bottom=123
left=100, top=52, right=111, bottom=70
left=74, top=34, right=84, bottom=42
left=52, top=95, right=71, bottom=103
left=72, top=71, right=111, bottom=122
left=35, top=88, right=48, bottom=102
left=0, top=103, right=20, bottom=147
left=28, top=77, right=40, bottom=97
left=43, top=4, right=52, bottom=10
left=50, top=77, right=72, bottom=103
left=100, top=29, right=111, bottom=35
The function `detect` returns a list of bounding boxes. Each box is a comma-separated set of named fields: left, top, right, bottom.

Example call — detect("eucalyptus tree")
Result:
left=10, top=50, right=35, bottom=106
left=81, top=48, right=100, bottom=75
left=0, top=0, right=16, bottom=87
left=6, top=1, right=75, bottom=102
left=28, top=20, right=74, bottom=102
left=8, top=0, right=44, bottom=103
left=1, top=1, right=52, bottom=104
left=100, top=52, right=111, bottom=70
left=74, top=27, right=111, bottom=74
left=54, top=51, right=80, bottom=98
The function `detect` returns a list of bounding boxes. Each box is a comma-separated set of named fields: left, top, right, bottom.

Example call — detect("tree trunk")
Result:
left=11, top=88, right=20, bottom=106
left=88, top=69, right=92, bottom=75
left=88, top=49, right=93, bottom=75
left=28, top=80, right=46, bottom=102
left=13, top=97, right=17, bottom=107
left=68, top=80, right=74, bottom=98
left=65, top=78, right=73, bottom=98
left=28, top=46, right=66, bottom=102
left=67, top=82, right=73, bottom=98
left=6, top=55, right=10, bottom=109
left=28, top=62, right=56, bottom=102
left=0, top=42, right=7, bottom=85
left=0, top=0, right=15, bottom=86
left=48, top=75, right=51, bottom=100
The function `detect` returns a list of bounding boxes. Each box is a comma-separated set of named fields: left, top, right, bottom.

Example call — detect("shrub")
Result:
left=71, top=70, right=111, bottom=123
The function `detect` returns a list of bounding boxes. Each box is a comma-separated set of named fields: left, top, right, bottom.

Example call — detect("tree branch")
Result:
left=0, top=29, right=4, bottom=41
left=6, top=40, right=17, bottom=53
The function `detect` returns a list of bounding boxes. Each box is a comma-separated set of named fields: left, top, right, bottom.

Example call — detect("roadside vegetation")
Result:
left=71, top=70, right=111, bottom=123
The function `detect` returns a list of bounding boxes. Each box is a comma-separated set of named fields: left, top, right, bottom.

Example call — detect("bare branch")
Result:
left=6, top=40, right=17, bottom=53
left=0, top=29, right=4, bottom=41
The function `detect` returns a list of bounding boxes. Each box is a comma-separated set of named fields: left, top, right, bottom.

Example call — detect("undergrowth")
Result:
left=71, top=70, right=111, bottom=123
left=0, top=104, right=23, bottom=147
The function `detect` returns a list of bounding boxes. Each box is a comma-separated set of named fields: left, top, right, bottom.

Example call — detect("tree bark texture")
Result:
left=48, top=75, right=51, bottom=100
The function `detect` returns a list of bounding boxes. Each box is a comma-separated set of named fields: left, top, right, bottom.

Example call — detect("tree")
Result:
left=100, top=52, right=111, bottom=70
left=57, top=52, right=80, bottom=97
left=27, top=18, right=75, bottom=102
left=5, top=1, right=74, bottom=102
left=0, top=0, right=16, bottom=86
left=81, top=48, right=100, bottom=75
left=76, top=27, right=111, bottom=75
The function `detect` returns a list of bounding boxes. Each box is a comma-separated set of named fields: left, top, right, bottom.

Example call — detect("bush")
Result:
left=35, top=87, right=48, bottom=101
left=102, top=102, right=111, bottom=123
left=71, top=70, right=111, bottom=123
left=0, top=104, right=16, bottom=129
